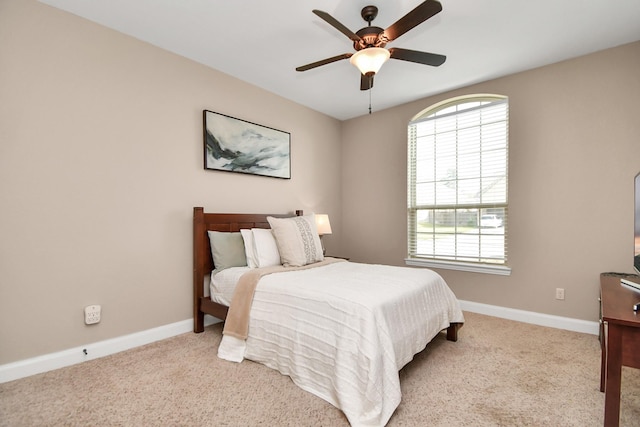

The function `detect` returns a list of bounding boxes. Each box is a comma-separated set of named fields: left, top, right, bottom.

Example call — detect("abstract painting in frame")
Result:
left=203, top=110, right=291, bottom=179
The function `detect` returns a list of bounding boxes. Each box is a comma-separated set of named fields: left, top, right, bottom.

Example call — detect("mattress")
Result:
left=215, top=261, right=464, bottom=427
left=210, top=266, right=250, bottom=306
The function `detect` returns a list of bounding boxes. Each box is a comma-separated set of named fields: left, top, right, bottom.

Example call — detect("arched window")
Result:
left=407, top=94, right=510, bottom=275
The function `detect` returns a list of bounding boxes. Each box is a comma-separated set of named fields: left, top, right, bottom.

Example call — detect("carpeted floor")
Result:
left=1, top=312, right=639, bottom=426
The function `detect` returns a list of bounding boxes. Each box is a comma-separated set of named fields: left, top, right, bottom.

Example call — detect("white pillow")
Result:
left=240, top=229, right=258, bottom=268
left=267, top=214, right=324, bottom=267
left=251, top=228, right=281, bottom=267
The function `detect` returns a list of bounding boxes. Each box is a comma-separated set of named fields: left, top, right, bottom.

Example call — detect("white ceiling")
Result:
left=39, top=0, right=640, bottom=120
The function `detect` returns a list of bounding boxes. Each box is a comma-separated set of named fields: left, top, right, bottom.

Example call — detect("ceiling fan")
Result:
left=296, top=0, right=446, bottom=91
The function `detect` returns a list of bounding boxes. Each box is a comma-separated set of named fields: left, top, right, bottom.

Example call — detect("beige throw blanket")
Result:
left=223, top=257, right=345, bottom=339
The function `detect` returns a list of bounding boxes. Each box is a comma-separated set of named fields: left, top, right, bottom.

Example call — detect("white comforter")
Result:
left=215, top=261, right=464, bottom=427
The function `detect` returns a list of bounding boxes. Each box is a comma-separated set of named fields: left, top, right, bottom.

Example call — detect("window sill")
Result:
left=405, top=258, right=512, bottom=276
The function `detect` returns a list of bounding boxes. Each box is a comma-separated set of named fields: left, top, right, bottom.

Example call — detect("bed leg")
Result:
left=446, top=323, right=462, bottom=342
left=194, top=308, right=204, bottom=333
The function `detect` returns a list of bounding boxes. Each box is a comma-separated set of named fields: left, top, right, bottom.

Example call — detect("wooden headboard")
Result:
left=192, top=207, right=301, bottom=332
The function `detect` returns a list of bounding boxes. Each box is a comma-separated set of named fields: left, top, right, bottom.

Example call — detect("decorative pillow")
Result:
left=267, top=214, right=324, bottom=267
left=240, top=229, right=258, bottom=268
left=251, top=228, right=281, bottom=267
left=207, top=231, right=247, bottom=271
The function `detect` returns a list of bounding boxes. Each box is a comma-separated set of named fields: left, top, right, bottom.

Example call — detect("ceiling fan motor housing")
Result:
left=354, top=6, right=386, bottom=50
left=354, top=26, right=386, bottom=50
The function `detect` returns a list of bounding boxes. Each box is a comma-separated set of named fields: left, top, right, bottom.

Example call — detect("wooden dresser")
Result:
left=599, top=273, right=640, bottom=427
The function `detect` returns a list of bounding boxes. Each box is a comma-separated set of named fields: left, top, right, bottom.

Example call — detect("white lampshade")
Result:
left=349, top=47, right=391, bottom=75
left=315, top=214, right=332, bottom=235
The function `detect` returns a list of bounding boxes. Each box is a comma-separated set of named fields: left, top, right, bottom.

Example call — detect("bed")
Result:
left=193, top=207, right=464, bottom=426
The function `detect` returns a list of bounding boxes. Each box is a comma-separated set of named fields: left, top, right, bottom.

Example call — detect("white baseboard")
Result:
left=1, top=303, right=597, bottom=384
left=459, top=300, right=600, bottom=335
left=0, top=315, right=220, bottom=384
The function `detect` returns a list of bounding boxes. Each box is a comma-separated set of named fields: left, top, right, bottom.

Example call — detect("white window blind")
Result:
left=407, top=97, right=509, bottom=268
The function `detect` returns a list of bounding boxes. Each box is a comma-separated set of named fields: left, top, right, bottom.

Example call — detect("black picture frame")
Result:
left=203, top=110, right=291, bottom=179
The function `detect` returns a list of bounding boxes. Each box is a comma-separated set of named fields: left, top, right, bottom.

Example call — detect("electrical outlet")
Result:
left=555, top=288, right=565, bottom=300
left=84, top=305, right=101, bottom=325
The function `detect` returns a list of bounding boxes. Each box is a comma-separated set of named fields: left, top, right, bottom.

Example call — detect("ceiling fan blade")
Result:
left=389, top=47, right=446, bottom=66
left=313, top=10, right=362, bottom=42
left=360, top=73, right=374, bottom=91
left=382, top=0, right=442, bottom=42
left=296, top=53, right=353, bottom=72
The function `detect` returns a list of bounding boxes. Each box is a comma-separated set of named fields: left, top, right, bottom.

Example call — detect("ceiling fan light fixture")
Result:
left=349, top=47, right=390, bottom=75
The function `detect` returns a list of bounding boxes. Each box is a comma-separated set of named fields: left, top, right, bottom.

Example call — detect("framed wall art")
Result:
left=203, top=110, right=291, bottom=179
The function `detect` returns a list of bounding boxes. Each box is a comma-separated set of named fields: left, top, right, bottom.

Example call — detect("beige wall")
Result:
left=0, top=1, right=342, bottom=364
left=342, top=41, right=640, bottom=322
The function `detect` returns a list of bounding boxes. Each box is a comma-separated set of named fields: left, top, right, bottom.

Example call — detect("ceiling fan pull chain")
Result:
left=368, top=85, right=372, bottom=114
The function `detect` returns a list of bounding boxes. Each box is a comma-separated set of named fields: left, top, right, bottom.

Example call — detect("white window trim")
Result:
left=405, top=257, right=512, bottom=275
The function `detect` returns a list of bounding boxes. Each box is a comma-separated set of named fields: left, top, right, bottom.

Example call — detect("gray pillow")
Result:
left=207, top=231, right=247, bottom=270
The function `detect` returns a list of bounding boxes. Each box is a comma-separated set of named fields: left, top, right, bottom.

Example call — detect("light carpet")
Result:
left=1, top=312, right=639, bottom=426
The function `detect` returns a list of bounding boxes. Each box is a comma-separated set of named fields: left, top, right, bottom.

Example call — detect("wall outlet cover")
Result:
left=84, top=305, right=101, bottom=325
